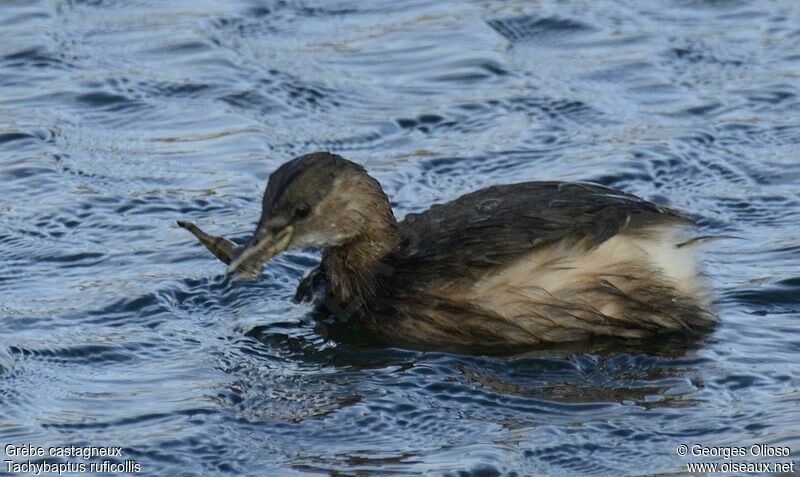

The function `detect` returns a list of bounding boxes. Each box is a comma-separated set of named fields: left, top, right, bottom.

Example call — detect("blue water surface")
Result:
left=1, top=1, right=799, bottom=475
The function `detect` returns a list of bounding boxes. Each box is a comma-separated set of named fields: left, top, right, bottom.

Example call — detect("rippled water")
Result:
left=1, top=1, right=799, bottom=475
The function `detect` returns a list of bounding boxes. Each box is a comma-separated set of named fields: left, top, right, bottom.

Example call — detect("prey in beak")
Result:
left=176, top=220, right=294, bottom=279
left=176, top=220, right=241, bottom=265
left=227, top=224, right=294, bottom=278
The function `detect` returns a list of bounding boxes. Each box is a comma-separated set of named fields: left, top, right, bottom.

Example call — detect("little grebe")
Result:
left=178, top=152, right=713, bottom=348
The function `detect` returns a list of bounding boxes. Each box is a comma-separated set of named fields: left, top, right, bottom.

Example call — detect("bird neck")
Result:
left=322, top=201, right=400, bottom=308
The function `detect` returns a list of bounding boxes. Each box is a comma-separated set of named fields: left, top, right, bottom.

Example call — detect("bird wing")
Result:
left=394, top=181, right=689, bottom=281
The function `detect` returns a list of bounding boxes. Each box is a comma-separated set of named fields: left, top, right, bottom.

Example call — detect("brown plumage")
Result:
left=179, top=152, right=714, bottom=350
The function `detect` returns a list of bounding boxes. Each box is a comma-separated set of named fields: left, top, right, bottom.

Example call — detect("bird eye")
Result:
left=294, top=202, right=312, bottom=219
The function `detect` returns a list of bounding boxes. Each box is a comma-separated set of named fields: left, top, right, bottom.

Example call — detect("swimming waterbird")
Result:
left=178, top=152, right=713, bottom=348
